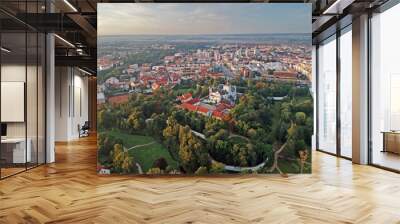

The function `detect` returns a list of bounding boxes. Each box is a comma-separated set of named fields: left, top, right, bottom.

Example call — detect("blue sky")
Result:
left=98, top=3, right=311, bottom=36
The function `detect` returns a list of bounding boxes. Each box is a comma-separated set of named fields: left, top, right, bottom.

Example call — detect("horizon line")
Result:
left=98, top=32, right=311, bottom=38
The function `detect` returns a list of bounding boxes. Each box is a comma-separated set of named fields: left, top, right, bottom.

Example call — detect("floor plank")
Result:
left=0, top=135, right=400, bottom=224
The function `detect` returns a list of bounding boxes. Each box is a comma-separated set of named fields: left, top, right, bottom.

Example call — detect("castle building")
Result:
left=209, top=84, right=237, bottom=104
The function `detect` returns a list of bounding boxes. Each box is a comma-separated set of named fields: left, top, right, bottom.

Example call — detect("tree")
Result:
left=128, top=109, right=145, bottom=131
left=97, top=133, right=109, bottom=165
left=111, top=144, right=134, bottom=173
left=255, top=82, right=266, bottom=90
left=232, top=144, right=249, bottom=167
left=122, top=155, right=134, bottom=173
left=201, top=86, right=209, bottom=97
left=112, top=144, right=124, bottom=172
left=178, top=126, right=197, bottom=172
left=247, top=128, right=257, bottom=139
left=178, top=125, right=209, bottom=173
left=295, top=112, right=306, bottom=125
left=236, top=120, right=250, bottom=136
left=163, top=116, right=180, bottom=159
left=210, top=161, right=225, bottom=173
left=255, top=142, right=273, bottom=164
left=147, top=113, right=167, bottom=140
left=204, top=118, right=228, bottom=137
left=98, top=134, right=123, bottom=166
left=98, top=109, right=116, bottom=130
left=147, top=168, right=162, bottom=175
left=153, top=157, right=168, bottom=170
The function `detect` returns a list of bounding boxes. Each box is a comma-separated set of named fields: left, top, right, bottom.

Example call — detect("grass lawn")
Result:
left=107, top=130, right=155, bottom=146
left=130, top=143, right=179, bottom=173
left=173, top=85, right=196, bottom=95
left=105, top=130, right=179, bottom=173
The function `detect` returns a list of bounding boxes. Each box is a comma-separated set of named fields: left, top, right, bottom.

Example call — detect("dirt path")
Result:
left=267, top=142, right=287, bottom=174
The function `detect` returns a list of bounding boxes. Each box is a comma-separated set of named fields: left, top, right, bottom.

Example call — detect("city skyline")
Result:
left=98, top=3, right=311, bottom=36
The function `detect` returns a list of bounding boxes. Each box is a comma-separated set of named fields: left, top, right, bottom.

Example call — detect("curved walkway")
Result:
left=125, top=142, right=155, bottom=151
left=223, top=158, right=268, bottom=172
left=191, top=129, right=268, bottom=172
left=228, top=134, right=250, bottom=142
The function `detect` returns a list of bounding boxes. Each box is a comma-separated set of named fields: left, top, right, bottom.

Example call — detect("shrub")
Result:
left=153, top=157, right=168, bottom=170
left=194, top=166, right=208, bottom=175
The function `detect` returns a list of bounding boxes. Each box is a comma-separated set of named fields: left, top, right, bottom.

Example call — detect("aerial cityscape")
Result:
left=97, top=4, right=313, bottom=175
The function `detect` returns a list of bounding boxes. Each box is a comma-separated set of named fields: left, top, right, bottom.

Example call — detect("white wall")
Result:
left=1, top=64, right=26, bottom=138
left=55, top=67, right=89, bottom=141
left=55, top=67, right=70, bottom=141
left=1, top=63, right=46, bottom=164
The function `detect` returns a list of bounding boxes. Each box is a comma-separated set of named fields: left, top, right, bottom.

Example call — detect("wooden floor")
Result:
left=0, top=167, right=26, bottom=178
left=1, top=135, right=400, bottom=224
left=372, top=150, right=400, bottom=171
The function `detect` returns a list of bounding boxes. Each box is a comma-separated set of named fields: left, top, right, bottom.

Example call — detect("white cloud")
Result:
left=97, top=3, right=310, bottom=36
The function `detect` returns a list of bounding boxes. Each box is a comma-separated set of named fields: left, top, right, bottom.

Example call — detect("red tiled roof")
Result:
left=186, top=98, right=200, bottom=104
left=215, top=102, right=233, bottom=111
left=208, top=72, right=224, bottom=77
left=178, top=93, right=192, bottom=101
left=274, top=71, right=298, bottom=79
left=180, top=103, right=197, bottom=111
left=197, top=106, right=209, bottom=114
left=212, top=110, right=224, bottom=119
left=179, top=103, right=209, bottom=114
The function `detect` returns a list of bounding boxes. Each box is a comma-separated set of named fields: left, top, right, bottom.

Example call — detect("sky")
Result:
left=98, top=3, right=311, bottom=36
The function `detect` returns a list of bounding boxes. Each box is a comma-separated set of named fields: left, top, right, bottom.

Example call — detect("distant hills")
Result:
left=98, top=33, right=311, bottom=45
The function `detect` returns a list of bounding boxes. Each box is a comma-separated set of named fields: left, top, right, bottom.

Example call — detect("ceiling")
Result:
left=0, top=0, right=392, bottom=74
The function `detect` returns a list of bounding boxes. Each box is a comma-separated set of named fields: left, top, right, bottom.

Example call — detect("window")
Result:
left=339, top=26, right=352, bottom=158
left=317, top=35, right=337, bottom=154
left=370, top=3, right=400, bottom=171
left=0, top=2, right=46, bottom=179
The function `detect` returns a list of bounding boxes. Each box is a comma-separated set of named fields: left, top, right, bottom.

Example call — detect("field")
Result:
left=106, top=130, right=179, bottom=173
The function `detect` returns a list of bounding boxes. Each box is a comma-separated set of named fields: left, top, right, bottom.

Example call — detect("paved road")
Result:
left=224, top=159, right=268, bottom=172
left=191, top=130, right=206, bottom=140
